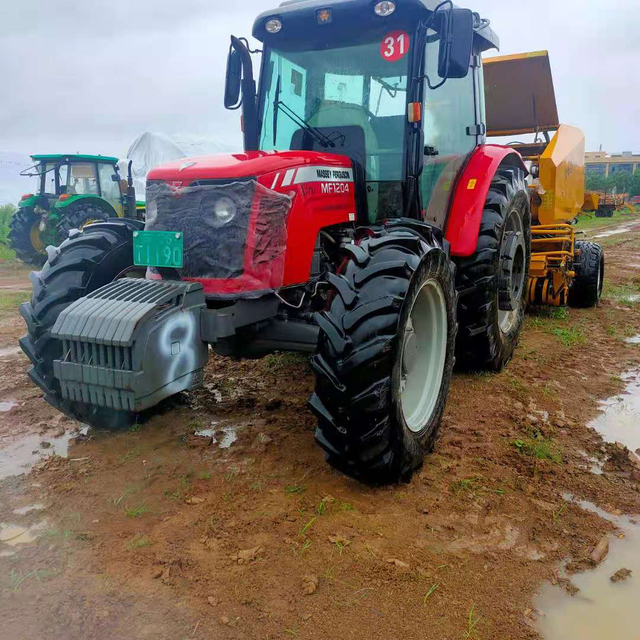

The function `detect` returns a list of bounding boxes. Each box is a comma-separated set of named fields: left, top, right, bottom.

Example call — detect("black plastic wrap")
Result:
left=145, top=180, right=291, bottom=292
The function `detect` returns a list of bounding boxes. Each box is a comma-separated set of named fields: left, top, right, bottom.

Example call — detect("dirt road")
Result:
left=1, top=216, right=639, bottom=640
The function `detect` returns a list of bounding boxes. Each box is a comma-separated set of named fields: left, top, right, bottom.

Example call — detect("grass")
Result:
left=552, top=503, right=567, bottom=522
left=7, top=568, right=41, bottom=593
left=284, top=484, right=306, bottom=496
left=574, top=207, right=636, bottom=232
left=198, top=471, right=212, bottom=481
left=464, top=603, right=482, bottom=639
left=0, top=291, right=30, bottom=311
left=123, top=503, right=151, bottom=519
left=550, top=325, right=586, bottom=347
left=118, top=446, right=143, bottom=464
left=512, top=431, right=562, bottom=463
left=453, top=476, right=506, bottom=498
left=603, top=282, right=640, bottom=305
left=298, top=517, right=316, bottom=538
left=127, top=534, right=152, bottom=550
left=423, top=583, right=439, bottom=606
left=263, top=352, right=308, bottom=371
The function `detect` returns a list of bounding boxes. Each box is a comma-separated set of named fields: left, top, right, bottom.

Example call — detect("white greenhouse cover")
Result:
left=123, top=132, right=235, bottom=201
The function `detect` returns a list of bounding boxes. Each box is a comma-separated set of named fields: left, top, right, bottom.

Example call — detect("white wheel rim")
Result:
left=399, top=278, right=448, bottom=433
left=498, top=207, right=526, bottom=334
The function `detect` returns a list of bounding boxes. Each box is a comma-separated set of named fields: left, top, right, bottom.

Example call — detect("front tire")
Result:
left=8, top=207, right=47, bottom=266
left=310, top=225, right=457, bottom=485
left=454, top=167, right=531, bottom=371
left=19, top=219, right=143, bottom=424
left=568, top=241, right=604, bottom=308
left=56, top=202, right=111, bottom=243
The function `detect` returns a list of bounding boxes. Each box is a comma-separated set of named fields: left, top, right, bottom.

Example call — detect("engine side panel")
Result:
left=444, top=145, right=528, bottom=257
left=262, top=164, right=356, bottom=287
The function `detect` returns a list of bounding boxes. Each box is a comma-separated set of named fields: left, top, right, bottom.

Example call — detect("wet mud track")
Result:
left=0, top=219, right=639, bottom=639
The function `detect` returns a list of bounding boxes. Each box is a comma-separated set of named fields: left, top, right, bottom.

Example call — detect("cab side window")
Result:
left=420, top=35, right=477, bottom=226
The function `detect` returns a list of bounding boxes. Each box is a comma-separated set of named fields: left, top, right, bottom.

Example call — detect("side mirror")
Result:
left=437, top=8, right=474, bottom=79
left=224, top=48, right=242, bottom=109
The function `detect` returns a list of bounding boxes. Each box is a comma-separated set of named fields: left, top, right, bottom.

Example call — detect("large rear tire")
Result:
left=568, top=241, right=604, bottom=308
left=310, top=225, right=457, bottom=485
left=8, top=207, right=48, bottom=266
left=19, top=219, right=143, bottom=424
left=454, top=167, right=531, bottom=371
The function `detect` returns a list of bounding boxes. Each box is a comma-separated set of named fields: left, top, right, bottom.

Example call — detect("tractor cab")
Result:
left=226, top=0, right=499, bottom=226
left=10, top=154, right=139, bottom=265
left=20, top=154, right=124, bottom=215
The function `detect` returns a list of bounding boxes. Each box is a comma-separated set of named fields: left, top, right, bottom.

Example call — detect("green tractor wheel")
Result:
left=8, top=207, right=48, bottom=266
left=56, top=202, right=111, bottom=243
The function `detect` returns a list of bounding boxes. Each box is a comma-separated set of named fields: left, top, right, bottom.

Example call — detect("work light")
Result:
left=265, top=18, right=282, bottom=33
left=374, top=1, right=396, bottom=16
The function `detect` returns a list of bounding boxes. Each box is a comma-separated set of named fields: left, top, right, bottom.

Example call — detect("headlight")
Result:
left=374, top=1, right=396, bottom=16
left=265, top=18, right=282, bottom=33
left=213, top=196, right=237, bottom=226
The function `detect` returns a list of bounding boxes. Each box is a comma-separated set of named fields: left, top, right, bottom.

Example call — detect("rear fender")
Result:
left=445, top=145, right=528, bottom=257
left=54, top=194, right=117, bottom=217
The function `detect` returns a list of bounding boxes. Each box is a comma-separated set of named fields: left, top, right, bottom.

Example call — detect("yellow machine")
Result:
left=484, top=51, right=602, bottom=307
left=582, top=192, right=600, bottom=212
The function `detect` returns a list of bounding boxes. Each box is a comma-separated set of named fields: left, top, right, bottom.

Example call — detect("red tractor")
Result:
left=20, top=0, right=531, bottom=484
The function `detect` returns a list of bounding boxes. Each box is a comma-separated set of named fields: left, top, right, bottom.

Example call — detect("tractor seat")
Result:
left=308, top=101, right=380, bottom=164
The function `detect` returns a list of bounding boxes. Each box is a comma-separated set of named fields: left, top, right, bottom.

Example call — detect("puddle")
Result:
left=218, top=426, right=238, bottom=449
left=592, top=222, right=638, bottom=239
left=577, top=450, right=604, bottom=475
left=0, top=346, right=21, bottom=358
left=0, top=426, right=88, bottom=481
left=0, top=520, right=48, bottom=547
left=13, top=504, right=45, bottom=515
left=536, top=496, right=640, bottom=640
left=0, top=400, right=18, bottom=412
left=589, top=369, right=640, bottom=452
left=626, top=335, right=640, bottom=345
left=536, top=374, right=640, bottom=638
left=194, top=422, right=238, bottom=449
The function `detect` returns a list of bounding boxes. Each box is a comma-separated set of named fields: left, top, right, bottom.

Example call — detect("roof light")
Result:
left=374, top=1, right=396, bottom=17
left=265, top=18, right=282, bottom=33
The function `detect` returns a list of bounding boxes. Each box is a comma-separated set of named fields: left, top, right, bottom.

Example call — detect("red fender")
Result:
left=445, top=145, right=528, bottom=257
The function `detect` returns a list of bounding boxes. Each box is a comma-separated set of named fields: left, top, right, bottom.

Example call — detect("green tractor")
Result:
left=9, top=154, right=142, bottom=265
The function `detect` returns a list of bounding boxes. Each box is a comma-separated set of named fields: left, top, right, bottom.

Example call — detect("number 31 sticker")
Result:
left=381, top=30, right=410, bottom=62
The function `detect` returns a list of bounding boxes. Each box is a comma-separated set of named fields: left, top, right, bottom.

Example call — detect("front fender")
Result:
left=444, top=145, right=528, bottom=257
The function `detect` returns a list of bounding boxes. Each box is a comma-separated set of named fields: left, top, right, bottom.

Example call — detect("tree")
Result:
left=612, top=170, right=631, bottom=194
left=630, top=170, right=640, bottom=198
left=586, top=173, right=605, bottom=191
left=0, top=204, right=16, bottom=244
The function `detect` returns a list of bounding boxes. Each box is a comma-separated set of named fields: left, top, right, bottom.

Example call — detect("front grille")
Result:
left=146, top=179, right=255, bottom=279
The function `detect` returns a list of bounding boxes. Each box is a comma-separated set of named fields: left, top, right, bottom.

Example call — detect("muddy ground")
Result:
left=1, top=214, right=639, bottom=640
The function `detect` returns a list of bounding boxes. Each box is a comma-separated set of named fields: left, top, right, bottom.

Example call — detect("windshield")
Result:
left=259, top=38, right=411, bottom=221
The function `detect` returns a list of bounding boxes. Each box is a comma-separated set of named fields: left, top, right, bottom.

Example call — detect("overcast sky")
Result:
left=1, top=0, right=639, bottom=158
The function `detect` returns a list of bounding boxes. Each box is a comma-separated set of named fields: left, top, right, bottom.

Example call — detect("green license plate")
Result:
left=133, top=230, right=184, bottom=268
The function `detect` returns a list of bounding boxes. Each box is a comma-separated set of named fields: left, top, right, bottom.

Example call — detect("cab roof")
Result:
left=31, top=154, right=119, bottom=164
left=253, top=0, right=499, bottom=53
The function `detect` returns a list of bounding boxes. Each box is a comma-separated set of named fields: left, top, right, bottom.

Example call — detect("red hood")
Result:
left=147, top=150, right=352, bottom=183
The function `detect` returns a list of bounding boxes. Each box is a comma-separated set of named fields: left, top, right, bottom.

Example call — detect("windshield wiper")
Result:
left=272, top=75, right=341, bottom=149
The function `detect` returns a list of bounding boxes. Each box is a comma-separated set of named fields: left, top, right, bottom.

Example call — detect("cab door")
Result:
left=97, top=163, right=123, bottom=216
left=419, top=34, right=479, bottom=228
